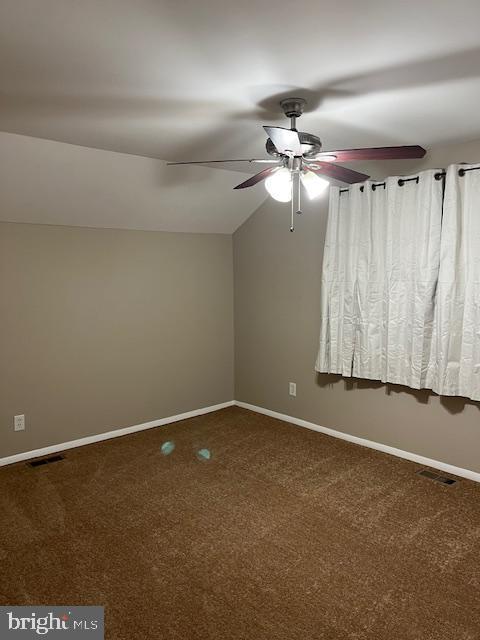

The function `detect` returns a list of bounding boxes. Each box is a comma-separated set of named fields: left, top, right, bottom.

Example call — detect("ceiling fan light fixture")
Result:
left=300, top=169, right=330, bottom=199
left=265, top=167, right=292, bottom=202
left=167, top=95, right=426, bottom=229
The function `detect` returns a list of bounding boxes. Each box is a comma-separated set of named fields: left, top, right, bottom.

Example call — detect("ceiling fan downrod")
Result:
left=279, top=97, right=306, bottom=132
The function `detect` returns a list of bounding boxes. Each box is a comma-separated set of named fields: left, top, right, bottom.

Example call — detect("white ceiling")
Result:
left=2, top=0, right=480, bottom=231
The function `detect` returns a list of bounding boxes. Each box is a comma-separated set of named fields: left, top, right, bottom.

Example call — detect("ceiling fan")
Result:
left=167, top=97, right=426, bottom=230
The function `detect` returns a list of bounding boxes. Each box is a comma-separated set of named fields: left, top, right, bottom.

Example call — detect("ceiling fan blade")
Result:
left=167, top=158, right=280, bottom=165
left=308, top=161, right=369, bottom=184
left=233, top=166, right=278, bottom=190
left=315, top=145, right=426, bottom=162
left=263, top=126, right=302, bottom=156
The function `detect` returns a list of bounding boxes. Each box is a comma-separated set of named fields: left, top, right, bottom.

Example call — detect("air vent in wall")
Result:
left=416, top=469, right=457, bottom=485
left=28, top=454, right=64, bottom=468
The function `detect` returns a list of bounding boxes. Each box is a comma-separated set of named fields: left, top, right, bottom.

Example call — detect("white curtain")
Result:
left=350, top=181, right=388, bottom=381
left=316, top=185, right=357, bottom=376
left=380, top=171, right=443, bottom=387
left=316, top=170, right=443, bottom=388
left=426, top=163, right=480, bottom=400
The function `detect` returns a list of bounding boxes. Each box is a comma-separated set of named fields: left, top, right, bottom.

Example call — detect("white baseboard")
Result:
left=235, top=401, right=480, bottom=483
left=4, top=398, right=479, bottom=484
left=0, top=401, right=235, bottom=468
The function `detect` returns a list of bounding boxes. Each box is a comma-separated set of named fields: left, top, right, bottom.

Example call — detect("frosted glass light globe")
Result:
left=300, top=170, right=329, bottom=199
left=265, top=168, right=292, bottom=202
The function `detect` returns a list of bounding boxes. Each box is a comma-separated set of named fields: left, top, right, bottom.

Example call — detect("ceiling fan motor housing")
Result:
left=266, top=132, right=322, bottom=159
left=264, top=97, right=322, bottom=158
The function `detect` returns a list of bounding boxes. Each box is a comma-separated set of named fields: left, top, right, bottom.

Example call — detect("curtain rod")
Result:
left=337, top=168, right=480, bottom=194
left=458, top=166, right=480, bottom=176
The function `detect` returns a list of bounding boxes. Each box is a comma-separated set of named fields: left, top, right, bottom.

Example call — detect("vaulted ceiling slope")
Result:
left=0, top=132, right=263, bottom=233
left=1, top=0, right=480, bottom=232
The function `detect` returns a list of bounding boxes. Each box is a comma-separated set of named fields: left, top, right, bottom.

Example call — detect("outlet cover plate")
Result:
left=14, top=414, right=25, bottom=431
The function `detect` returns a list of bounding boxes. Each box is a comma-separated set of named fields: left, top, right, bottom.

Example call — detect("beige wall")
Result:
left=4, top=136, right=480, bottom=469
left=234, top=138, right=480, bottom=474
left=1, top=222, right=234, bottom=458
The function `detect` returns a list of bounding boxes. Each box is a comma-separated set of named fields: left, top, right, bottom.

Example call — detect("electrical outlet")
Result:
left=289, top=382, right=297, bottom=397
left=14, top=414, right=25, bottom=432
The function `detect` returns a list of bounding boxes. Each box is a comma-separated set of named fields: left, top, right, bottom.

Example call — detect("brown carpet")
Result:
left=1, top=406, right=480, bottom=639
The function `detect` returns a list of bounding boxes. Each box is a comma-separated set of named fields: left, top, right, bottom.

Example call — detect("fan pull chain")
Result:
left=290, top=180, right=294, bottom=232
left=296, top=171, right=302, bottom=215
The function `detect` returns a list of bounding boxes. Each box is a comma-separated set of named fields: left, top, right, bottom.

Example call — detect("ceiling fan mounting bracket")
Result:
left=279, top=97, right=307, bottom=119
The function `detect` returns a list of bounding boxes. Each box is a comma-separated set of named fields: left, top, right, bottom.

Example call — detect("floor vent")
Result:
left=416, top=469, right=457, bottom=485
left=28, top=454, right=65, bottom=468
